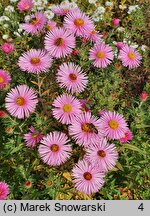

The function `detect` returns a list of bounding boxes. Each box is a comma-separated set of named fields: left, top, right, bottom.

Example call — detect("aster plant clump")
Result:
left=0, top=0, right=149, bottom=200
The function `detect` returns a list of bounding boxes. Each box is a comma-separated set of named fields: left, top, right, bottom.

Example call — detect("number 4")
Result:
left=138, top=203, right=144, bottom=211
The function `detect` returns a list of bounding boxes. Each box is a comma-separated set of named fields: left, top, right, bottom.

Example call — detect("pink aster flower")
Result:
left=85, top=138, right=118, bottom=171
left=69, top=112, right=103, bottom=147
left=1, top=43, right=14, bottom=54
left=5, top=85, right=38, bottom=119
left=72, top=160, right=105, bottom=195
left=86, top=29, right=102, bottom=43
left=17, top=0, right=33, bottom=11
left=56, top=62, right=88, bottom=94
left=64, top=10, right=94, bottom=37
left=118, top=45, right=142, bottom=69
left=0, top=182, right=9, bottom=200
left=80, top=99, right=91, bottom=113
left=89, top=43, right=114, bottom=68
left=22, top=12, right=47, bottom=35
left=0, top=70, right=11, bottom=89
left=100, top=111, right=128, bottom=140
left=44, top=27, right=75, bottom=58
left=18, top=49, right=52, bottom=74
left=119, top=129, right=133, bottom=143
left=52, top=94, right=81, bottom=125
left=52, top=3, right=78, bottom=16
left=117, top=42, right=125, bottom=50
left=24, top=126, right=44, bottom=148
left=38, top=132, right=72, bottom=166
left=46, top=20, right=57, bottom=31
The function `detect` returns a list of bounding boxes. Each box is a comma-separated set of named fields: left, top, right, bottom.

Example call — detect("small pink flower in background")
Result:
left=0, top=70, right=11, bottom=89
left=0, top=182, right=9, bottom=200
left=86, top=29, right=102, bottom=43
left=72, top=160, right=105, bottom=195
left=112, top=18, right=120, bottom=26
left=22, top=12, right=47, bottom=35
left=38, top=132, right=72, bottom=166
left=0, top=110, right=7, bottom=118
left=46, top=20, right=57, bottom=31
left=24, top=126, right=44, bottom=148
left=140, top=91, right=148, bottom=102
left=1, top=43, right=14, bottom=54
left=89, top=43, right=114, bottom=68
left=118, top=45, right=142, bottom=69
left=119, top=129, right=133, bottom=143
left=56, top=62, right=88, bottom=94
left=18, top=49, right=52, bottom=74
left=44, top=27, right=76, bottom=58
left=5, top=85, right=38, bottom=119
left=80, top=99, right=91, bottom=112
left=52, top=94, right=81, bottom=125
left=117, top=42, right=125, bottom=50
left=52, top=3, right=78, bottom=16
left=100, top=111, right=128, bottom=140
left=69, top=112, right=103, bottom=147
left=85, top=138, right=118, bottom=171
left=72, top=49, right=78, bottom=56
left=17, top=0, right=33, bottom=11
left=64, top=10, right=94, bottom=37
left=25, top=180, right=32, bottom=189
left=7, top=38, right=13, bottom=43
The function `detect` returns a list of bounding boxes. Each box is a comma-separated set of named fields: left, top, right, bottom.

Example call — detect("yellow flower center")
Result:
left=31, top=57, right=40, bottom=64
left=55, top=37, right=65, bottom=46
left=91, top=29, right=96, bottom=35
left=63, top=103, right=72, bottom=113
left=16, top=96, right=26, bottom=106
left=128, top=52, right=136, bottom=60
left=97, top=150, right=106, bottom=158
left=83, top=172, right=92, bottom=180
left=50, top=144, right=59, bottom=152
left=81, top=123, right=91, bottom=133
left=31, top=18, right=40, bottom=26
left=74, top=18, right=84, bottom=27
left=0, top=76, right=4, bottom=84
left=69, top=73, right=77, bottom=81
left=108, top=120, right=119, bottom=130
left=24, top=5, right=30, bottom=10
left=32, top=131, right=39, bottom=138
left=47, top=25, right=53, bottom=31
left=97, top=51, right=105, bottom=59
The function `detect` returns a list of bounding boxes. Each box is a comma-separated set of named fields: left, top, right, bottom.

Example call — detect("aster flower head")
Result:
left=52, top=1, right=78, bottom=16
left=119, top=129, right=133, bottom=143
left=118, top=45, right=142, bottom=69
left=5, top=85, right=38, bottom=119
left=38, top=132, right=72, bottom=166
left=0, top=182, right=9, bottom=200
left=46, top=20, right=57, bottom=31
left=86, top=28, right=102, bottom=43
left=0, top=70, right=11, bottom=89
left=56, top=62, right=88, bottom=94
left=44, top=27, right=76, bottom=58
left=100, top=111, right=128, bottom=140
left=85, top=138, right=118, bottom=171
left=52, top=94, right=81, bottom=125
left=17, top=0, right=33, bottom=11
left=72, top=160, right=105, bottom=195
left=69, top=112, right=103, bottom=147
left=18, top=49, right=52, bottom=74
left=89, top=43, right=114, bottom=68
left=24, top=126, right=44, bottom=148
left=22, top=12, right=47, bottom=35
left=64, top=10, right=94, bottom=37
left=80, top=99, right=91, bottom=113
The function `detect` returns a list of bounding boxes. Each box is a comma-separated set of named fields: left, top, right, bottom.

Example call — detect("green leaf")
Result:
left=123, top=144, right=145, bottom=155
left=116, top=162, right=124, bottom=171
